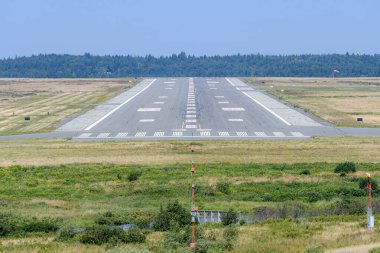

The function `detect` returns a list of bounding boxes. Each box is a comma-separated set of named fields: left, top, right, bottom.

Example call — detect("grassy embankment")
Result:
left=243, top=77, right=380, bottom=127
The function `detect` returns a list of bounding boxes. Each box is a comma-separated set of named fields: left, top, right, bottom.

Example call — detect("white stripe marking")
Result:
left=135, top=132, right=146, bottom=137
left=291, top=132, right=305, bottom=137
left=85, top=79, right=156, bottom=130
left=222, top=108, right=245, bottom=111
left=173, top=132, right=183, bottom=137
left=273, top=132, right=286, bottom=137
left=97, top=133, right=110, bottom=138
left=215, top=96, right=224, bottom=98
left=158, top=96, right=168, bottom=99
left=218, top=132, right=230, bottom=137
left=186, top=119, right=197, bottom=123
left=237, top=132, right=248, bottom=137
left=242, top=91, right=291, bottom=126
left=164, top=81, right=176, bottom=84
left=186, top=125, right=197, bottom=129
left=200, top=131, right=210, bottom=136
left=154, top=102, right=165, bottom=104
left=139, top=119, right=155, bottom=122
left=254, top=132, right=267, bottom=137
left=137, top=108, right=161, bottom=112
left=154, top=132, right=164, bottom=137
left=186, top=115, right=196, bottom=118
left=78, top=133, right=92, bottom=138
left=218, top=101, right=229, bottom=104
left=187, top=111, right=196, bottom=114
left=116, top=132, right=128, bottom=138
left=165, top=88, right=173, bottom=90
left=228, top=119, right=244, bottom=122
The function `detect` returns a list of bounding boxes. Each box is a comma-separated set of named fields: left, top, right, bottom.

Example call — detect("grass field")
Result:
left=0, top=162, right=380, bottom=252
left=0, top=78, right=136, bottom=135
left=0, top=137, right=380, bottom=166
left=243, top=78, right=380, bottom=127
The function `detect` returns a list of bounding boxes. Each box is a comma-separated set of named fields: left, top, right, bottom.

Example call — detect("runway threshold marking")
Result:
left=85, top=79, right=157, bottom=130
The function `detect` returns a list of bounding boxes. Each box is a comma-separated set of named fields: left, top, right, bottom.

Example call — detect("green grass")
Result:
left=0, top=163, right=380, bottom=252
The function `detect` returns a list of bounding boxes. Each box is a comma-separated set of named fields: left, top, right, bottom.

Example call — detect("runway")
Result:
left=63, top=77, right=323, bottom=140
left=1, top=77, right=379, bottom=141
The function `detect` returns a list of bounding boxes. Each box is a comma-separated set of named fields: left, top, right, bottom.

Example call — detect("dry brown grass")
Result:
left=0, top=78, right=136, bottom=135
left=0, top=137, right=380, bottom=166
left=243, top=77, right=380, bottom=127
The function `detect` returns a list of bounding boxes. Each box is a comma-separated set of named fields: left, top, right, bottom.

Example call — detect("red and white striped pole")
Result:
left=190, top=161, right=197, bottom=248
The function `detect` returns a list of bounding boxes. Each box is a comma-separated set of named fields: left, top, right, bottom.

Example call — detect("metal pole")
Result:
left=367, top=173, right=374, bottom=230
left=190, top=161, right=197, bottom=248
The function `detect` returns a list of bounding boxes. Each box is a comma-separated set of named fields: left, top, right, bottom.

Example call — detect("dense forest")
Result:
left=0, top=53, right=379, bottom=77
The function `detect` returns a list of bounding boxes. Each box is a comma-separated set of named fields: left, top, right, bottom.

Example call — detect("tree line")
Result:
left=0, top=52, right=379, bottom=78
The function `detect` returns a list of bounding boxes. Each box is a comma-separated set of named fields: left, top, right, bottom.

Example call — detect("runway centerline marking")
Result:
left=158, top=96, right=168, bottom=99
left=85, top=79, right=156, bottom=130
left=154, top=102, right=165, bottom=104
left=215, top=96, right=224, bottom=98
left=218, top=101, right=229, bottom=104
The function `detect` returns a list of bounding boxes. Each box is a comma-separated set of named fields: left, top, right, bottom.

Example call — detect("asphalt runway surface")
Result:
left=1, top=78, right=380, bottom=141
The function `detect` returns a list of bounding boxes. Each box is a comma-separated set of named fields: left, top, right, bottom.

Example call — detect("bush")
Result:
left=79, top=226, right=145, bottom=245
left=23, top=217, right=61, bottom=233
left=221, top=209, right=239, bottom=226
left=153, top=200, right=191, bottom=231
left=56, top=229, right=76, bottom=242
left=359, top=177, right=379, bottom=192
left=300, top=169, right=311, bottom=175
left=128, top=171, right=142, bottom=182
left=334, top=162, right=356, bottom=174
left=308, top=192, right=322, bottom=202
left=0, top=213, right=23, bottom=236
left=222, top=226, right=239, bottom=250
left=216, top=182, right=231, bottom=195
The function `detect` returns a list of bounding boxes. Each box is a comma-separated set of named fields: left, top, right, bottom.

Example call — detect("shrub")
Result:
left=22, top=217, right=61, bottom=233
left=369, top=248, right=380, bottom=253
left=334, top=162, right=356, bottom=174
left=300, top=169, right=311, bottom=175
left=56, top=229, right=76, bottom=242
left=308, top=192, right=322, bottom=202
left=79, top=226, right=145, bottom=245
left=128, top=170, right=142, bottom=182
left=359, top=177, right=379, bottom=192
left=221, top=209, right=239, bottom=226
left=216, top=182, right=231, bottom=195
left=203, top=187, right=216, bottom=196
left=153, top=200, right=191, bottom=231
left=0, top=213, right=23, bottom=236
left=222, top=226, right=239, bottom=250
left=124, top=228, right=146, bottom=243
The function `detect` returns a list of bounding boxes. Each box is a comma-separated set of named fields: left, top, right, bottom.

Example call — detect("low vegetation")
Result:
left=0, top=78, right=135, bottom=135
left=0, top=162, right=379, bottom=252
left=244, top=77, right=380, bottom=127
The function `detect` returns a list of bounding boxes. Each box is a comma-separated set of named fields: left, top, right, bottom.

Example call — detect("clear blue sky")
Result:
left=1, top=0, right=379, bottom=58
